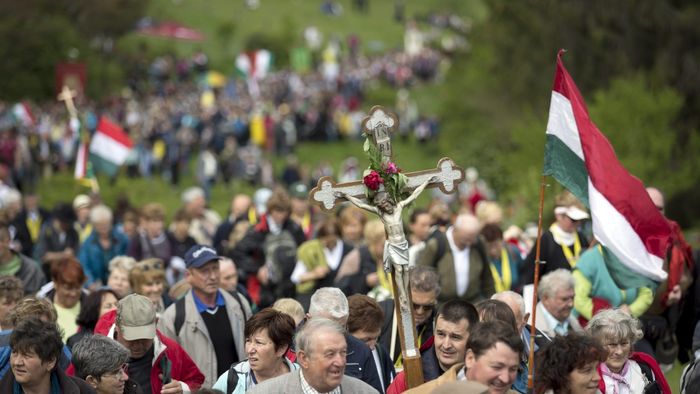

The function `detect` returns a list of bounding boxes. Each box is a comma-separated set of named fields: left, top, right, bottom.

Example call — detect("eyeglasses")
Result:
left=412, top=302, right=436, bottom=312
left=104, top=363, right=128, bottom=378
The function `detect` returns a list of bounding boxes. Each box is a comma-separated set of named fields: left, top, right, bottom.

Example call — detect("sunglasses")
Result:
left=135, top=259, right=164, bottom=271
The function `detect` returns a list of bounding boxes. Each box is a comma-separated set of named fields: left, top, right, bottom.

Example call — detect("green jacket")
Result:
left=416, top=231, right=495, bottom=303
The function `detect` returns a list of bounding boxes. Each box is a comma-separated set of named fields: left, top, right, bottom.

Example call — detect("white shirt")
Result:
left=447, top=227, right=470, bottom=297
left=324, top=242, right=343, bottom=270
left=290, top=242, right=343, bottom=284
left=540, top=302, right=569, bottom=336
left=371, top=348, right=385, bottom=393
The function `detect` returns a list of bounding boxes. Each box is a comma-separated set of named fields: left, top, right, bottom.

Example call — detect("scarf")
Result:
left=490, top=247, right=512, bottom=292
left=600, top=361, right=630, bottom=394
left=13, top=371, right=61, bottom=394
left=550, top=223, right=582, bottom=267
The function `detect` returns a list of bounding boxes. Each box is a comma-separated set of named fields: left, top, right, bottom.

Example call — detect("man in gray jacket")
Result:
left=158, top=245, right=251, bottom=387
left=249, top=318, right=378, bottom=394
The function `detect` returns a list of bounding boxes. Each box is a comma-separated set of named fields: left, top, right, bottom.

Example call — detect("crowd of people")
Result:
left=0, top=166, right=696, bottom=394
left=0, top=20, right=449, bottom=195
left=0, top=12, right=697, bottom=394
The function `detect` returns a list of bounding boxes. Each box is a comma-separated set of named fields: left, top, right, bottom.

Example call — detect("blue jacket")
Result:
left=78, top=229, right=129, bottom=286
left=0, top=329, right=72, bottom=379
left=345, top=333, right=383, bottom=393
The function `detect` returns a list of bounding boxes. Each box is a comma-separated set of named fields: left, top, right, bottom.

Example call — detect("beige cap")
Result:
left=117, top=294, right=156, bottom=341
left=72, top=194, right=91, bottom=210
left=555, top=205, right=589, bottom=221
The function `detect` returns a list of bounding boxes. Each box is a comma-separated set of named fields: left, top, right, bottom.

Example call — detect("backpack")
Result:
left=173, top=291, right=250, bottom=336
left=681, top=357, right=700, bottom=394
left=225, top=362, right=245, bottom=394
left=637, top=360, right=662, bottom=394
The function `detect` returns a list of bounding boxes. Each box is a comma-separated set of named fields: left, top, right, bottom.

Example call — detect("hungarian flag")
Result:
left=89, top=117, right=133, bottom=177
left=543, top=50, right=672, bottom=284
left=12, top=102, right=34, bottom=127
left=235, top=49, right=272, bottom=79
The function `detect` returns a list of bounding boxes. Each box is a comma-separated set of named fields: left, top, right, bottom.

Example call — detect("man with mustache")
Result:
left=387, top=300, right=478, bottom=393
left=158, top=245, right=252, bottom=387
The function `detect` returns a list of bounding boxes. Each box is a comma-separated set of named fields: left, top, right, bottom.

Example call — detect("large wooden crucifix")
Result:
left=310, top=106, right=464, bottom=388
left=57, top=85, right=78, bottom=119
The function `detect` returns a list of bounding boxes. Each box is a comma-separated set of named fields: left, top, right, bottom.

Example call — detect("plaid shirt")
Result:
left=299, top=370, right=342, bottom=394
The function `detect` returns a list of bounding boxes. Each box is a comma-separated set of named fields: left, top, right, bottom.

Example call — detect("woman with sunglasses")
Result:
left=129, top=258, right=172, bottom=314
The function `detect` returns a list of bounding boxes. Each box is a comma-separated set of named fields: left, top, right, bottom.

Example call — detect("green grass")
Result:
left=118, top=0, right=488, bottom=71
left=39, top=136, right=447, bottom=217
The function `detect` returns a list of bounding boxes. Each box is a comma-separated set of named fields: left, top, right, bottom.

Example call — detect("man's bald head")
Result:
left=219, top=257, right=238, bottom=292
left=451, top=214, right=482, bottom=250
left=231, top=194, right=252, bottom=218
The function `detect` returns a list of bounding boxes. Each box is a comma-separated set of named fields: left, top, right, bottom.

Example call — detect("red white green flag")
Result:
left=543, top=50, right=672, bottom=284
left=89, top=117, right=133, bottom=177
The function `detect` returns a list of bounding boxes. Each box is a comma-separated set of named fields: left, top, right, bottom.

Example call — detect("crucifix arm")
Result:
left=336, top=192, right=378, bottom=215
left=399, top=176, right=435, bottom=209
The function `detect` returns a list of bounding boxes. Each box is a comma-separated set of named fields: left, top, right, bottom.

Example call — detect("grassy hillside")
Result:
left=118, top=0, right=488, bottom=71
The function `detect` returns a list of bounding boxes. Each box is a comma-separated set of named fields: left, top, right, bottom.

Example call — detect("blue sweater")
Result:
left=78, top=229, right=129, bottom=286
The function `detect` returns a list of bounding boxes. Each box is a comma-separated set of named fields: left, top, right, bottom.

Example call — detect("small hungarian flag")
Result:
left=235, top=49, right=272, bottom=79
left=543, top=50, right=672, bottom=284
left=12, top=102, right=34, bottom=127
left=89, top=117, right=133, bottom=177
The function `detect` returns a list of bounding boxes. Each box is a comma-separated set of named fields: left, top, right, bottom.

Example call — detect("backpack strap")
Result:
left=226, top=362, right=242, bottom=394
left=174, top=296, right=186, bottom=336
left=428, top=230, right=447, bottom=265
left=232, top=291, right=249, bottom=321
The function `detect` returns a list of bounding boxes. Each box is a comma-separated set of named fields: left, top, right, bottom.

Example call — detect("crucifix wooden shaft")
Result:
left=310, top=106, right=464, bottom=389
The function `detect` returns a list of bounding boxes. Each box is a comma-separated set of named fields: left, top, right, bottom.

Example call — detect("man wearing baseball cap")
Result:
left=158, top=245, right=251, bottom=388
left=93, top=293, right=204, bottom=393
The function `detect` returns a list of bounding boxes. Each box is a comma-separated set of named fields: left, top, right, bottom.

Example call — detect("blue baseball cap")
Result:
left=184, top=245, right=221, bottom=269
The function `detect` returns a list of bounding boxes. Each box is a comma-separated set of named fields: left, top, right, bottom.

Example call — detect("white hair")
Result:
left=295, top=318, right=345, bottom=355
left=1, top=189, right=21, bottom=207
left=538, top=269, right=575, bottom=299
left=586, top=308, right=644, bottom=344
left=109, top=256, right=136, bottom=273
left=309, top=287, right=349, bottom=321
left=89, top=204, right=113, bottom=224
left=181, top=186, right=205, bottom=204
left=492, top=291, right=526, bottom=321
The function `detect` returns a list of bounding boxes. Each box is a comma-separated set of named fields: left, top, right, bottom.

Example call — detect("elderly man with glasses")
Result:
left=72, top=334, right=140, bottom=393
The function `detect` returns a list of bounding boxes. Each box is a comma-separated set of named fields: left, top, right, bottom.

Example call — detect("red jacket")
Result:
left=92, top=309, right=205, bottom=393
left=597, top=352, right=671, bottom=394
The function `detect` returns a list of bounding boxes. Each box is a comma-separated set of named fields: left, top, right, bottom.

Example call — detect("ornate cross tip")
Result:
left=362, top=105, right=398, bottom=135
left=310, top=176, right=367, bottom=211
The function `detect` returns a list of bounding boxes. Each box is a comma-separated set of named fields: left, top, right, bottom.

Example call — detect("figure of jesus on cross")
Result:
left=310, top=106, right=464, bottom=388
left=336, top=179, right=434, bottom=316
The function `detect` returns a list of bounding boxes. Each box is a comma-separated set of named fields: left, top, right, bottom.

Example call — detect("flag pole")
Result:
left=527, top=175, right=547, bottom=392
